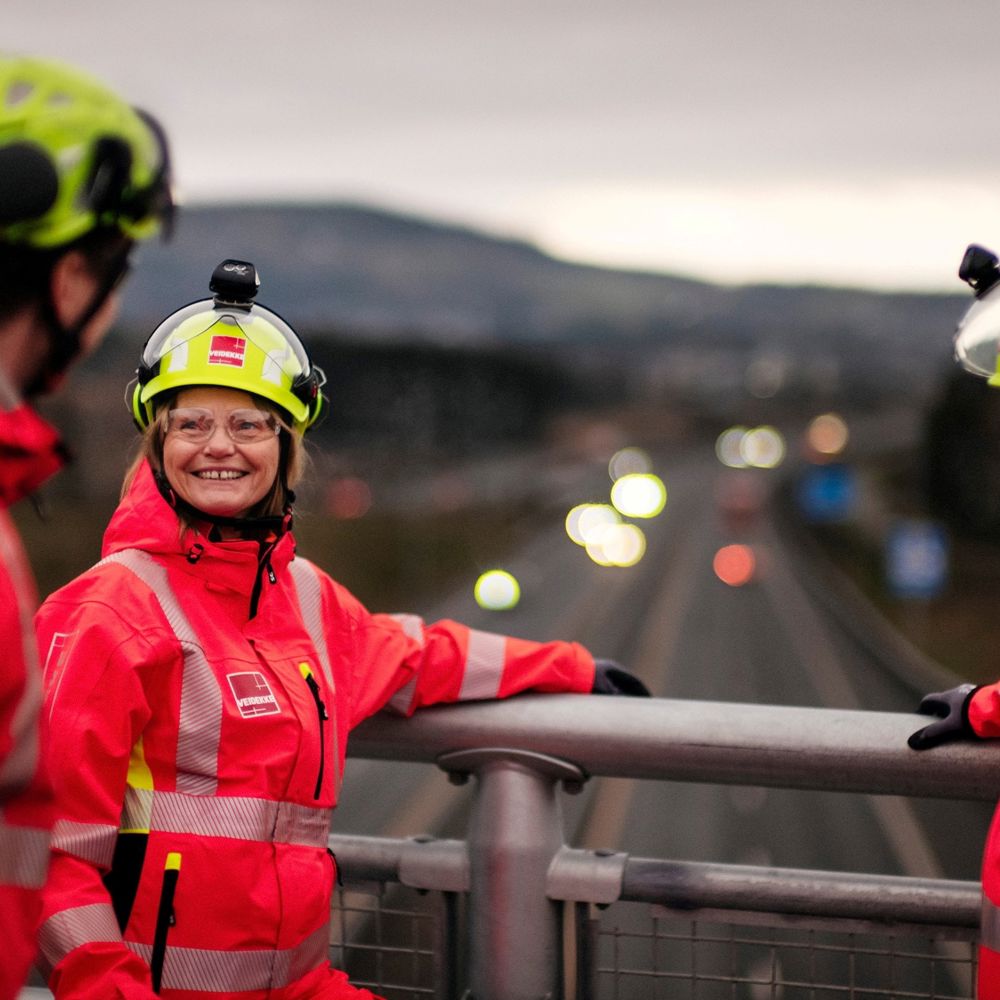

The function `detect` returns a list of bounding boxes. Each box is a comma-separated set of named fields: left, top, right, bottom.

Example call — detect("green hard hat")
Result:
left=0, top=54, right=174, bottom=248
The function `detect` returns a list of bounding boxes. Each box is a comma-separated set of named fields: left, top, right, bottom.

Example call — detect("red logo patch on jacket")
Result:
left=227, top=672, right=281, bottom=717
left=208, top=335, right=246, bottom=367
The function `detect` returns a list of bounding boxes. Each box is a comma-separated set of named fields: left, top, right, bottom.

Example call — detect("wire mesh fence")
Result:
left=593, top=903, right=978, bottom=1000
left=331, top=881, right=460, bottom=1000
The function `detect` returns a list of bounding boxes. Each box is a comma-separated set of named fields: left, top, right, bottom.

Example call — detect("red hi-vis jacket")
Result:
left=0, top=400, right=63, bottom=1000
left=962, top=688, right=1000, bottom=998
left=35, top=461, right=595, bottom=999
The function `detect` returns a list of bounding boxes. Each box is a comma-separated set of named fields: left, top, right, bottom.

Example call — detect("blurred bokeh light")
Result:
left=608, top=446, right=653, bottom=480
left=610, top=473, right=667, bottom=519
left=474, top=569, right=522, bottom=611
left=713, top=544, right=757, bottom=586
left=806, top=413, right=850, bottom=459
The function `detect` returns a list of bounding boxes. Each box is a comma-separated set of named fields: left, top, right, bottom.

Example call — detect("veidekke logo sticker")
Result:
left=208, top=335, right=247, bottom=367
left=227, top=672, right=281, bottom=718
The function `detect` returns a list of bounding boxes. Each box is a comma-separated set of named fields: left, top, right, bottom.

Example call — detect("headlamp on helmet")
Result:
left=955, top=243, right=1000, bottom=387
left=131, top=260, right=326, bottom=433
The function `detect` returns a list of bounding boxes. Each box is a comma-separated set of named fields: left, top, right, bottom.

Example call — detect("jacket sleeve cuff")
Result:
left=964, top=684, right=989, bottom=737
left=572, top=645, right=596, bottom=693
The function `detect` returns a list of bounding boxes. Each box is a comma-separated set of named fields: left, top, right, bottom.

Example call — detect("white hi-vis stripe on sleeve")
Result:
left=51, top=818, right=117, bottom=868
left=122, top=787, right=330, bottom=847
left=101, top=549, right=222, bottom=795
left=37, top=902, right=122, bottom=976
left=125, top=920, right=330, bottom=992
left=387, top=614, right=425, bottom=714
left=459, top=629, right=507, bottom=701
left=982, top=894, right=1000, bottom=952
left=287, top=557, right=341, bottom=792
left=0, top=818, right=49, bottom=889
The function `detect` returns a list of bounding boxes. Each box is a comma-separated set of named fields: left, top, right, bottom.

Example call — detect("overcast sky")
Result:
left=6, top=1, right=1000, bottom=291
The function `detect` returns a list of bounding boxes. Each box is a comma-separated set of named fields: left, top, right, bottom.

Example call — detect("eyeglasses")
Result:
left=166, top=407, right=280, bottom=444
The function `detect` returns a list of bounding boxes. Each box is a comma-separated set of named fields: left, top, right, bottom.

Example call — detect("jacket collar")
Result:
left=102, top=461, right=296, bottom=595
left=0, top=396, right=67, bottom=509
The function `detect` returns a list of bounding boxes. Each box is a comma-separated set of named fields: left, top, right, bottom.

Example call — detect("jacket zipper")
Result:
left=299, top=664, right=327, bottom=799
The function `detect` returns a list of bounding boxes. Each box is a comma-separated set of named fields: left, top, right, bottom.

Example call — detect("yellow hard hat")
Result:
left=131, top=260, right=325, bottom=432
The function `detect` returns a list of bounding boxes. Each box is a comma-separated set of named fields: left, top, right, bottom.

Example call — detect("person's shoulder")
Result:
left=40, top=550, right=168, bottom=619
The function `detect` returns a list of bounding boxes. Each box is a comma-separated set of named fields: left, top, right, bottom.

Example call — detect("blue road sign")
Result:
left=797, top=463, right=857, bottom=523
left=885, top=519, right=949, bottom=600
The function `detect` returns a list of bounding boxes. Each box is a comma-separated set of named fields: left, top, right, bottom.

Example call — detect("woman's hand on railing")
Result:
left=907, top=683, right=980, bottom=750
left=591, top=659, right=651, bottom=697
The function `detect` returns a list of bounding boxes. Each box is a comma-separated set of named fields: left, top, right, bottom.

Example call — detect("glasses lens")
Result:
left=227, top=409, right=277, bottom=442
left=168, top=408, right=214, bottom=441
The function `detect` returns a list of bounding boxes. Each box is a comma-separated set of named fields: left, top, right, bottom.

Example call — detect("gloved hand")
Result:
left=591, top=659, right=651, bottom=697
left=907, top=683, right=980, bottom=750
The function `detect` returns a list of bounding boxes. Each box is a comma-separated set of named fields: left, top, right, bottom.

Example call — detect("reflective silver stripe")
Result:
left=0, top=817, right=49, bottom=888
left=125, top=920, right=329, bottom=991
left=287, top=557, right=341, bottom=792
left=287, top=558, right=334, bottom=688
left=51, top=818, right=117, bottom=868
left=37, top=902, right=121, bottom=975
left=124, top=784, right=330, bottom=846
left=983, top=893, right=1000, bottom=951
left=122, top=785, right=153, bottom=833
left=387, top=614, right=424, bottom=714
left=0, top=512, right=41, bottom=798
left=459, top=629, right=507, bottom=701
left=101, top=549, right=222, bottom=795
left=152, top=789, right=329, bottom=846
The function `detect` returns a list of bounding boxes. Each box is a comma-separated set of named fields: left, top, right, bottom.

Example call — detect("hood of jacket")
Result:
left=103, top=460, right=296, bottom=597
left=0, top=400, right=67, bottom=509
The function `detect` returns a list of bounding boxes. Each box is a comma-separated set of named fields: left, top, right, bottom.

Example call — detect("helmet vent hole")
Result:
left=5, top=80, right=33, bottom=108
left=47, top=90, right=72, bottom=108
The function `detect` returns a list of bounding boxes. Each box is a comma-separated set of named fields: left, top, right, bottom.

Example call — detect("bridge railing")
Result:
left=326, top=694, right=999, bottom=999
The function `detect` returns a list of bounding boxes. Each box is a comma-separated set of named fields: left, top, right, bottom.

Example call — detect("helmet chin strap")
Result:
left=25, top=242, right=132, bottom=397
left=152, top=468, right=295, bottom=538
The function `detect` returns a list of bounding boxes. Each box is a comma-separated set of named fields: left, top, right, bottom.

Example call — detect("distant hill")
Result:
left=119, top=202, right=964, bottom=339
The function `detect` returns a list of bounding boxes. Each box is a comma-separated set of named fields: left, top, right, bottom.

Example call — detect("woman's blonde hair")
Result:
left=121, top=391, right=307, bottom=530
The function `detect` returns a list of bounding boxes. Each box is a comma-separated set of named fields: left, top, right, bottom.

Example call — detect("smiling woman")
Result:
left=29, top=258, right=648, bottom=1000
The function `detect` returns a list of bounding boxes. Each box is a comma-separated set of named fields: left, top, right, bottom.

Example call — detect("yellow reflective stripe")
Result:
left=459, top=629, right=507, bottom=701
left=125, top=920, right=329, bottom=991
left=51, top=818, right=116, bottom=868
left=983, top=893, right=1000, bottom=951
left=122, top=787, right=330, bottom=846
left=37, top=902, right=122, bottom=976
left=127, top=734, right=154, bottom=791
left=0, top=818, right=49, bottom=888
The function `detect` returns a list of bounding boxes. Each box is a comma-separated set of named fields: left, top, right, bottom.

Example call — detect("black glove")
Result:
left=907, top=683, right=980, bottom=750
left=591, top=659, right=651, bottom=697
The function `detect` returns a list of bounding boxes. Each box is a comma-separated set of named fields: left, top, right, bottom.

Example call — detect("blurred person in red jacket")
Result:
left=33, top=259, right=647, bottom=1000
left=0, top=55, right=173, bottom=999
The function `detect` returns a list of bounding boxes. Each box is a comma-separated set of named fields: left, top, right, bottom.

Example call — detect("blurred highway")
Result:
left=331, top=435, right=995, bottom=893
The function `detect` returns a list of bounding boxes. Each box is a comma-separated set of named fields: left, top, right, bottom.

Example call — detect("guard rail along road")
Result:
left=331, top=694, right=999, bottom=999
left=19, top=694, right=996, bottom=1000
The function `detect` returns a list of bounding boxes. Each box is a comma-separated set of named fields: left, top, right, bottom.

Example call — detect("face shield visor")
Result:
left=955, top=244, right=1000, bottom=386
left=132, top=299, right=326, bottom=432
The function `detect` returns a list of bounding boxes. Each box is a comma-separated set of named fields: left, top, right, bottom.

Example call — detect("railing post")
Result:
left=438, top=748, right=586, bottom=1000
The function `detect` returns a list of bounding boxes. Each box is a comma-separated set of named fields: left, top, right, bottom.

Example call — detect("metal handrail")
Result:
left=351, top=694, right=1000, bottom=801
